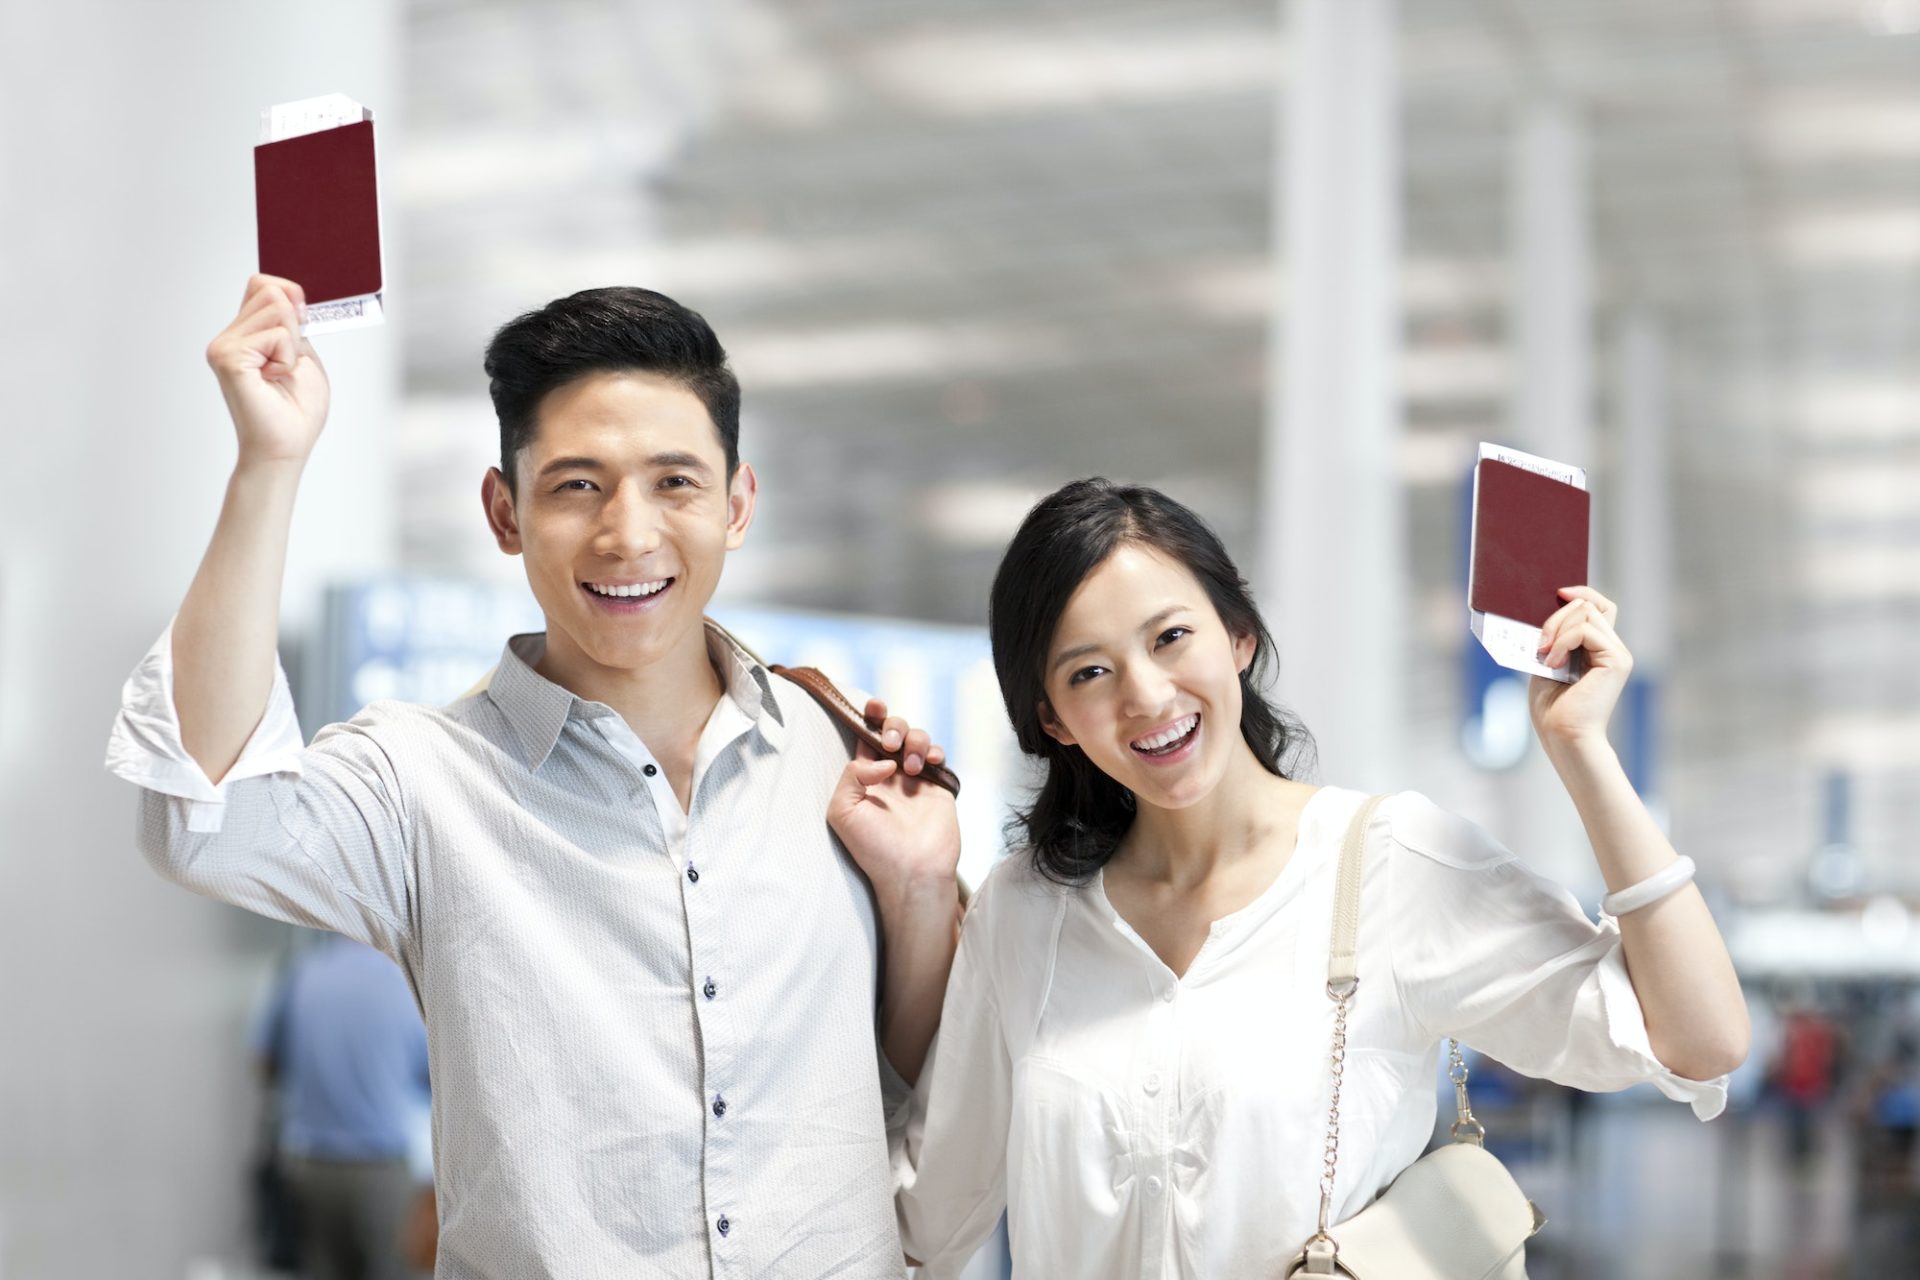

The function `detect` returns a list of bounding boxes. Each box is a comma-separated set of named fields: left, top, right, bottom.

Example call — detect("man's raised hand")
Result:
left=205, top=274, right=331, bottom=467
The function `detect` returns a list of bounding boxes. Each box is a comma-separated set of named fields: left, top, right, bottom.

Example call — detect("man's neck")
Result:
left=535, top=623, right=728, bottom=807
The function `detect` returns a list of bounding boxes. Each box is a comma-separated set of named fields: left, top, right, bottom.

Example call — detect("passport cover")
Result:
left=1470, top=458, right=1590, bottom=627
left=254, top=119, right=381, bottom=304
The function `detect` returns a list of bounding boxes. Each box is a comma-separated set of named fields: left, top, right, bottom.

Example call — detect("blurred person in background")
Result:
left=890, top=479, right=1750, bottom=1279
left=254, top=935, right=431, bottom=1280
left=104, top=274, right=959, bottom=1278
left=1768, top=992, right=1843, bottom=1173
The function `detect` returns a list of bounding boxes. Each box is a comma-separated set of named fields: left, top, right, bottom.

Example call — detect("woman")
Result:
left=892, top=478, right=1748, bottom=1278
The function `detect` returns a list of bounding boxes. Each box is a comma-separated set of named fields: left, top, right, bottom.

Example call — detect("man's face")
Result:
left=484, top=370, right=755, bottom=678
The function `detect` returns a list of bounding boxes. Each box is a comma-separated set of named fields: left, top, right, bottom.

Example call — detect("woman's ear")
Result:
left=1232, top=628, right=1257, bottom=676
left=1037, top=699, right=1077, bottom=747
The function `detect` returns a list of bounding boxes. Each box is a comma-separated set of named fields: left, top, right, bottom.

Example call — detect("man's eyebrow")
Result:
left=1047, top=605, right=1193, bottom=673
left=534, top=456, right=606, bottom=480
left=647, top=450, right=714, bottom=474
left=533, top=451, right=715, bottom=480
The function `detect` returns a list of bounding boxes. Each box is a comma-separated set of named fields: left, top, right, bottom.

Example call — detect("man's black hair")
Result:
left=483, top=286, right=741, bottom=489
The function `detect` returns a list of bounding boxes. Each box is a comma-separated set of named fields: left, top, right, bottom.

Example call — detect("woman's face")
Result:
left=1039, top=543, right=1256, bottom=812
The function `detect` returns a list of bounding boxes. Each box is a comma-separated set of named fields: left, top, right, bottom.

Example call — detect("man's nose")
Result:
left=596, top=481, right=663, bottom=559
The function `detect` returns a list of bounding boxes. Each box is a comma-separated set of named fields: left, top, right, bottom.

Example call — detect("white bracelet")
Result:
left=1601, top=855, right=1696, bottom=917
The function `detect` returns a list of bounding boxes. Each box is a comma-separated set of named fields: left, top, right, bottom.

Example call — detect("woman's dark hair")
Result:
left=483, top=286, right=741, bottom=490
left=988, top=477, right=1314, bottom=885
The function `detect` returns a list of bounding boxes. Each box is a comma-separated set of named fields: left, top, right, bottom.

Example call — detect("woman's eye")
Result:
left=1157, top=627, right=1191, bottom=647
left=1068, top=666, right=1106, bottom=686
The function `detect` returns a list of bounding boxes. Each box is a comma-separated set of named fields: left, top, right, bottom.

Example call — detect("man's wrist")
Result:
left=231, top=451, right=310, bottom=488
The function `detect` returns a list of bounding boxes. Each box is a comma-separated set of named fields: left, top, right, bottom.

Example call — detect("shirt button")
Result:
left=716, top=1214, right=731, bottom=1238
left=1146, top=1175, right=1164, bottom=1196
left=1160, top=985, right=1176, bottom=1003
left=1143, top=1073, right=1161, bottom=1095
left=687, top=863, right=700, bottom=884
left=643, top=763, right=658, bottom=777
left=712, top=1094, right=728, bottom=1118
left=703, top=978, right=718, bottom=1000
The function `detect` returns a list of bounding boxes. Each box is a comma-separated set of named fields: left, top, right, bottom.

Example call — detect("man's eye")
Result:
left=554, top=479, right=596, bottom=493
left=1068, top=666, right=1106, bottom=686
left=660, top=475, right=694, bottom=490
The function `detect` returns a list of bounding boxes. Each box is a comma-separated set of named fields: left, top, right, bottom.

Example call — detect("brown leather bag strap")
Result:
left=770, top=664, right=962, bottom=798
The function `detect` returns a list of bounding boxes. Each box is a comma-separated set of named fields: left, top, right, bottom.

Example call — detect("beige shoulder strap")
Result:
left=1327, top=794, right=1389, bottom=995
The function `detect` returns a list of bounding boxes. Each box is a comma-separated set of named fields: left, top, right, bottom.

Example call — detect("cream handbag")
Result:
left=1285, top=795, right=1547, bottom=1279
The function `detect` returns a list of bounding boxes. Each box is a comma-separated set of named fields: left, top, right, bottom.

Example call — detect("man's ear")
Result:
left=482, top=467, right=522, bottom=555
left=724, top=461, right=759, bottom=551
left=1037, top=698, right=1077, bottom=747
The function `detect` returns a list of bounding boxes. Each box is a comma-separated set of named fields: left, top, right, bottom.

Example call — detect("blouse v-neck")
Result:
left=1094, top=783, right=1331, bottom=982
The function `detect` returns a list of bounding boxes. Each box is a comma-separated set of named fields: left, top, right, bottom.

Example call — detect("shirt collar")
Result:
left=487, top=620, right=788, bottom=770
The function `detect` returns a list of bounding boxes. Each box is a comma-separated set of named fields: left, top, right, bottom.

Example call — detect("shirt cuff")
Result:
left=104, top=619, right=307, bottom=832
left=1593, top=930, right=1730, bottom=1121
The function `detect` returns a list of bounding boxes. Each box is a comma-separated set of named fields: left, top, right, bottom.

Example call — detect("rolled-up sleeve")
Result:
left=893, top=874, right=1013, bottom=1277
left=1382, top=793, right=1728, bottom=1121
left=105, top=622, right=415, bottom=955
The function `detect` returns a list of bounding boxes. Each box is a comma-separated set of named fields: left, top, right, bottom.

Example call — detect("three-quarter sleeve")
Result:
left=893, top=871, right=1016, bottom=1277
left=1382, top=793, right=1728, bottom=1120
left=105, top=622, right=416, bottom=957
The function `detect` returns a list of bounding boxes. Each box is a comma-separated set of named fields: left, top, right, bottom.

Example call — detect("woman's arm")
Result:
left=1533, top=586, right=1750, bottom=1081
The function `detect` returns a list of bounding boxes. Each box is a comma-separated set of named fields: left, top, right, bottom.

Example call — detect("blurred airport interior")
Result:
left=3, top=1, right=1919, bottom=1277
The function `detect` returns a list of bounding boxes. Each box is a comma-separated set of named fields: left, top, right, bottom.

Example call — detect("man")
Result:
left=254, top=936, right=432, bottom=1280
left=107, top=275, right=961, bottom=1277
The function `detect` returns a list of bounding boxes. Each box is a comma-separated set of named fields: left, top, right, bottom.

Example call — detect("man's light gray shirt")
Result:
left=107, top=623, right=911, bottom=1279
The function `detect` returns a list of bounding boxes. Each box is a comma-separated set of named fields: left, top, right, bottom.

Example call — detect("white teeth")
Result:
left=1132, top=714, right=1198, bottom=751
left=587, top=579, right=669, bottom=598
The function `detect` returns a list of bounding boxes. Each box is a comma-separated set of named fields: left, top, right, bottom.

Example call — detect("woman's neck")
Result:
left=1116, top=743, right=1300, bottom=890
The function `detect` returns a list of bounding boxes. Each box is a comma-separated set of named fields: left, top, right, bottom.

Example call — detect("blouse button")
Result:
left=1159, top=984, right=1176, bottom=1003
left=1146, top=1175, right=1164, bottom=1196
left=1143, top=1072, right=1161, bottom=1095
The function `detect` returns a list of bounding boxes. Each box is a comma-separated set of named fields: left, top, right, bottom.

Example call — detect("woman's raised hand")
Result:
left=1527, top=585, right=1633, bottom=750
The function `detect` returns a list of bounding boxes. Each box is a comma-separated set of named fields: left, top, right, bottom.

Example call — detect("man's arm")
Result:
left=175, top=274, right=329, bottom=783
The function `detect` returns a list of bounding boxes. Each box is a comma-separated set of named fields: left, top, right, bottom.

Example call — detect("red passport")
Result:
left=1469, top=457, right=1590, bottom=627
left=254, top=119, right=381, bottom=305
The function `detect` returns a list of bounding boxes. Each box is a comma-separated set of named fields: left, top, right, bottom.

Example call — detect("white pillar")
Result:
left=1501, top=100, right=1598, bottom=892
left=1614, top=313, right=1671, bottom=824
left=1264, top=0, right=1403, bottom=793
left=0, top=2, right=398, bottom=1271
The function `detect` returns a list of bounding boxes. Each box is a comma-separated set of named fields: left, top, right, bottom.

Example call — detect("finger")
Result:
left=925, top=742, right=946, bottom=767
left=237, top=280, right=292, bottom=325
left=253, top=326, right=299, bottom=378
left=879, top=713, right=907, bottom=754
left=1557, top=585, right=1617, bottom=625
left=236, top=288, right=303, bottom=338
left=849, top=757, right=898, bottom=789
left=901, top=727, right=932, bottom=774
left=1537, top=600, right=1590, bottom=656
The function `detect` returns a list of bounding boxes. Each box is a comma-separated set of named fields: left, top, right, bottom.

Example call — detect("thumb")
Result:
left=828, top=757, right=898, bottom=824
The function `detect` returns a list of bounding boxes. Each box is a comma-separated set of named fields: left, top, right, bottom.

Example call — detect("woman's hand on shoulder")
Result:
left=827, top=748, right=961, bottom=915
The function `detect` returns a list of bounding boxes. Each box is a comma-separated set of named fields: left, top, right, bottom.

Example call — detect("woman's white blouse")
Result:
left=894, top=786, right=1728, bottom=1279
